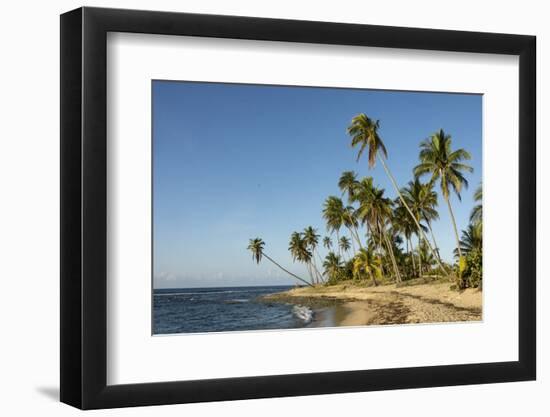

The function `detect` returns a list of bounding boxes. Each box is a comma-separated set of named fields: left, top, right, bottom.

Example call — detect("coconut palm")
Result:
left=322, top=196, right=345, bottom=256
left=343, top=205, right=362, bottom=251
left=303, top=226, right=324, bottom=283
left=470, top=183, right=482, bottom=228
left=401, top=179, right=443, bottom=272
left=417, top=240, right=436, bottom=274
left=355, top=182, right=402, bottom=282
left=323, top=252, right=343, bottom=282
left=347, top=113, right=448, bottom=274
left=339, top=236, right=351, bottom=259
left=289, top=232, right=315, bottom=284
left=338, top=170, right=359, bottom=202
left=393, top=201, right=418, bottom=277
left=456, top=224, right=482, bottom=256
left=323, top=196, right=361, bottom=255
left=247, top=238, right=313, bottom=287
left=323, top=236, right=332, bottom=250
left=413, top=129, right=473, bottom=271
left=353, top=246, right=382, bottom=286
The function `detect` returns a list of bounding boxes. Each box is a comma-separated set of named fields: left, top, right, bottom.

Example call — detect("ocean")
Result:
left=153, top=285, right=313, bottom=334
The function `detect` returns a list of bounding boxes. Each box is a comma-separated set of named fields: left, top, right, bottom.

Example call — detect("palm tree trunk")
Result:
left=306, top=262, right=316, bottom=285
left=383, top=230, right=402, bottom=283
left=426, top=220, right=443, bottom=266
left=378, top=155, right=450, bottom=275
left=408, top=236, right=417, bottom=277
left=311, top=256, right=324, bottom=284
left=417, top=235, right=422, bottom=277
left=314, top=249, right=326, bottom=282
left=349, top=231, right=356, bottom=254
left=445, top=195, right=463, bottom=271
left=368, top=271, right=378, bottom=287
left=262, top=253, right=314, bottom=287
left=336, top=230, right=342, bottom=258
left=350, top=224, right=364, bottom=250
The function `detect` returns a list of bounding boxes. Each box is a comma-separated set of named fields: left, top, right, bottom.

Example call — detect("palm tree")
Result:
left=413, top=129, right=473, bottom=273
left=289, top=232, right=316, bottom=284
left=347, top=113, right=448, bottom=274
left=323, top=252, right=343, bottom=282
left=338, top=170, right=359, bottom=202
left=323, top=196, right=361, bottom=255
left=322, top=196, right=345, bottom=257
left=343, top=205, right=362, bottom=252
left=323, top=236, right=332, bottom=251
left=393, top=201, right=418, bottom=277
left=470, top=183, right=482, bottom=228
left=401, top=179, right=443, bottom=272
left=356, top=182, right=402, bottom=283
left=303, top=226, right=324, bottom=283
left=247, top=238, right=313, bottom=287
left=339, top=236, right=351, bottom=259
left=456, top=224, right=482, bottom=256
left=353, top=247, right=382, bottom=286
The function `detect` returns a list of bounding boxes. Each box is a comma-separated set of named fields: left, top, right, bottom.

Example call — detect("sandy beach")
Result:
left=263, top=280, right=482, bottom=327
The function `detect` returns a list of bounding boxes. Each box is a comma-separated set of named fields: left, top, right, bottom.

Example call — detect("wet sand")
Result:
left=264, top=281, right=482, bottom=327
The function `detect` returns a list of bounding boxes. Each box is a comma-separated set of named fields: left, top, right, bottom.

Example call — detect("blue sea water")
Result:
left=153, top=286, right=313, bottom=334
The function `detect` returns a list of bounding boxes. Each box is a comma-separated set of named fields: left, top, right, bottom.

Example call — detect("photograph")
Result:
left=152, top=81, right=483, bottom=335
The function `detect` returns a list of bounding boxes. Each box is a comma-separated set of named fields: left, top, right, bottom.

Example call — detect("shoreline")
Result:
left=263, top=280, right=482, bottom=327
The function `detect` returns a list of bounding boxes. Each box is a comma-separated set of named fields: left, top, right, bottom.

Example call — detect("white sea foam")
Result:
left=292, top=305, right=314, bottom=324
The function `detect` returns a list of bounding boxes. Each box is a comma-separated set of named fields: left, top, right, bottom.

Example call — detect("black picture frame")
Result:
left=60, top=6, right=536, bottom=410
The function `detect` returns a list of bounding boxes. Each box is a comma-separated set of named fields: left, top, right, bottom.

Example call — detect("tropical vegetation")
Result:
left=248, top=114, right=482, bottom=290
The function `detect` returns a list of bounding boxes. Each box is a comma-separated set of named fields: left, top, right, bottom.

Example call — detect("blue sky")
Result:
left=153, top=81, right=482, bottom=288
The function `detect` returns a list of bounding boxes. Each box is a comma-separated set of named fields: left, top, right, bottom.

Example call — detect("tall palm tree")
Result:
left=353, top=246, right=382, bottom=286
left=289, top=232, right=316, bottom=284
left=323, top=252, right=343, bottom=282
left=339, top=236, right=351, bottom=259
left=247, top=238, right=313, bottom=287
left=323, top=236, right=332, bottom=250
left=303, top=226, right=324, bottom=283
left=347, top=113, right=448, bottom=274
left=413, top=129, right=473, bottom=272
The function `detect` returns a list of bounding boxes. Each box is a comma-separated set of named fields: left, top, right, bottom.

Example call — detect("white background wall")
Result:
left=0, top=0, right=545, bottom=415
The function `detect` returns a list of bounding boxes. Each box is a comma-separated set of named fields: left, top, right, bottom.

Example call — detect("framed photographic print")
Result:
left=60, top=6, right=536, bottom=409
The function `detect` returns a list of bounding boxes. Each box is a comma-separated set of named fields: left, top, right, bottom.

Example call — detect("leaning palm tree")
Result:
left=347, top=114, right=448, bottom=275
left=303, top=226, right=324, bottom=283
left=323, top=252, right=343, bottom=282
left=247, top=238, right=313, bottom=287
left=413, top=129, right=473, bottom=274
left=323, top=236, right=332, bottom=250
left=339, top=236, right=351, bottom=259
left=353, top=246, right=382, bottom=286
